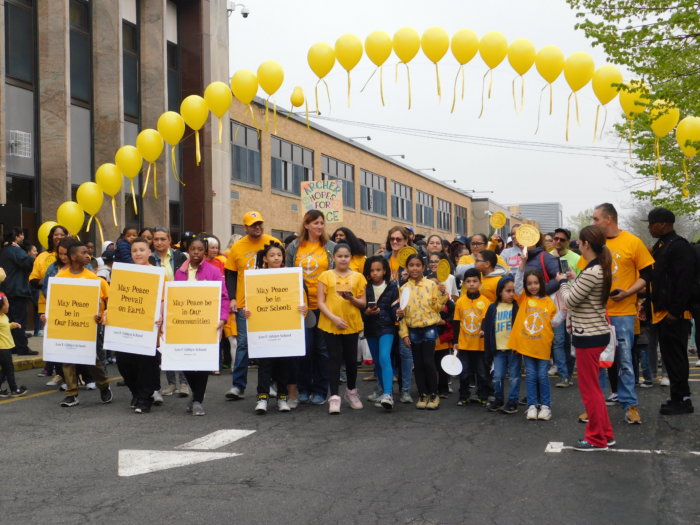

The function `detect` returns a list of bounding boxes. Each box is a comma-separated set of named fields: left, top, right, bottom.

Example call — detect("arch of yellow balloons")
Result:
left=38, top=27, right=700, bottom=250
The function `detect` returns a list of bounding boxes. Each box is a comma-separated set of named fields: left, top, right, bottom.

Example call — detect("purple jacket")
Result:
left=174, top=260, right=229, bottom=321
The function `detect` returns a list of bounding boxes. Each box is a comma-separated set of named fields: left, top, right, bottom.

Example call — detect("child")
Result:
left=474, top=249, right=508, bottom=303
left=482, top=276, right=520, bottom=413
left=317, top=243, right=367, bottom=415
left=0, top=292, right=28, bottom=397
left=452, top=268, right=492, bottom=405
left=243, top=241, right=307, bottom=414
left=114, top=226, right=138, bottom=264
left=362, top=255, right=399, bottom=410
left=510, top=266, right=558, bottom=421
left=427, top=251, right=459, bottom=301
left=397, top=254, right=448, bottom=410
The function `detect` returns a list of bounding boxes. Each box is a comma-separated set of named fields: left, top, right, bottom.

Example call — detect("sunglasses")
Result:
left=390, top=237, right=405, bottom=242
left=470, top=241, right=485, bottom=246
left=553, top=237, right=568, bottom=242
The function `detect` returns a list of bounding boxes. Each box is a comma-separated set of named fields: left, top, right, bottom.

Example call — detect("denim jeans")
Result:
left=493, top=350, right=521, bottom=403
left=366, top=333, right=394, bottom=395
left=232, top=309, right=249, bottom=391
left=552, top=322, right=573, bottom=379
left=523, top=356, right=551, bottom=407
left=398, top=337, right=414, bottom=391
left=610, top=315, right=638, bottom=410
left=298, top=310, right=329, bottom=398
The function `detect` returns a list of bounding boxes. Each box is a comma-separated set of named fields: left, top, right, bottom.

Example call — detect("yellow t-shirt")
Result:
left=161, top=250, right=174, bottom=282
left=317, top=270, right=367, bottom=335
left=30, top=251, right=57, bottom=314
left=56, top=267, right=110, bottom=304
left=0, top=312, right=14, bottom=350
left=454, top=294, right=491, bottom=351
left=577, top=230, right=654, bottom=317
left=225, top=234, right=280, bottom=309
left=349, top=255, right=366, bottom=274
left=479, top=274, right=503, bottom=303
left=389, top=255, right=400, bottom=282
left=495, top=303, right=514, bottom=350
left=458, top=253, right=508, bottom=270
left=508, top=294, right=556, bottom=360
left=295, top=242, right=329, bottom=310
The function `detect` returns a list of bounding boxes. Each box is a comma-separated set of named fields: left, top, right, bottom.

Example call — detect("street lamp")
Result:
left=439, top=179, right=457, bottom=184
left=388, top=154, right=406, bottom=159
left=417, top=168, right=436, bottom=172
left=349, top=136, right=371, bottom=141
left=227, top=1, right=250, bottom=17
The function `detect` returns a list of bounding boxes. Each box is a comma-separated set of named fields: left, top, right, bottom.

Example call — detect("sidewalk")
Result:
left=11, top=335, right=45, bottom=371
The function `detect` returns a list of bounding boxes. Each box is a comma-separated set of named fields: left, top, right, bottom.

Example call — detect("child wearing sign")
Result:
left=0, top=292, right=28, bottom=397
left=317, top=243, right=367, bottom=415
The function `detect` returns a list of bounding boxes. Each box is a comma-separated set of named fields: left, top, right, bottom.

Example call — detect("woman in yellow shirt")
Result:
left=317, top=244, right=367, bottom=415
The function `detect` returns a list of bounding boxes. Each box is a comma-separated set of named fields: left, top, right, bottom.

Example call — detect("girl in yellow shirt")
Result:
left=317, top=244, right=367, bottom=415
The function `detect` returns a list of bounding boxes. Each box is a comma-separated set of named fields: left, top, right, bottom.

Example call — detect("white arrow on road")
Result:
left=119, top=429, right=255, bottom=477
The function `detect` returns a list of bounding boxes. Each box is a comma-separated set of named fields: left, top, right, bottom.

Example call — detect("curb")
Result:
left=12, top=355, right=45, bottom=371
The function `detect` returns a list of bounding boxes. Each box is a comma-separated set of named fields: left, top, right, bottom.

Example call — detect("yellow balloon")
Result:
left=230, top=70, right=258, bottom=105
left=136, top=129, right=164, bottom=163
left=591, top=65, right=623, bottom=105
left=535, top=45, right=564, bottom=84
left=157, top=111, right=185, bottom=146
left=507, top=38, right=536, bottom=76
left=76, top=182, right=104, bottom=217
left=365, top=30, right=392, bottom=67
left=257, top=61, right=284, bottom=96
left=676, top=116, right=700, bottom=158
left=335, top=34, right=363, bottom=71
left=95, top=163, right=123, bottom=197
left=307, top=42, right=335, bottom=78
left=290, top=86, right=305, bottom=108
left=451, top=29, right=479, bottom=65
left=37, top=221, right=58, bottom=250
left=421, top=27, right=449, bottom=63
left=180, top=95, right=208, bottom=131
left=619, top=81, right=648, bottom=118
left=650, top=100, right=680, bottom=138
left=203, top=81, right=233, bottom=117
left=478, top=31, right=508, bottom=69
left=56, top=201, right=84, bottom=236
left=114, top=145, right=142, bottom=179
left=563, top=51, right=595, bottom=92
left=393, top=27, right=420, bottom=64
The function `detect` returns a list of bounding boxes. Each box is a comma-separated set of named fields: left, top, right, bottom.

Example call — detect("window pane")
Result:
left=123, top=53, right=139, bottom=117
left=70, top=0, right=88, bottom=29
left=5, top=3, right=34, bottom=84
left=271, top=158, right=283, bottom=190
left=292, top=164, right=306, bottom=194
left=5, top=176, right=34, bottom=209
left=122, top=23, right=137, bottom=52
left=280, top=141, right=292, bottom=160
left=232, top=145, right=246, bottom=181
left=344, top=180, right=355, bottom=208
left=248, top=150, right=261, bottom=185
left=70, top=31, right=91, bottom=102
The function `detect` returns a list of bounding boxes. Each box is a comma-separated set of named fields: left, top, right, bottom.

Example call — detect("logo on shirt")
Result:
left=609, top=250, right=621, bottom=276
left=476, top=301, right=485, bottom=310
left=244, top=251, right=258, bottom=270
left=300, top=254, right=320, bottom=276
left=524, top=311, right=544, bottom=335
left=462, top=309, right=481, bottom=335
left=527, top=299, right=537, bottom=307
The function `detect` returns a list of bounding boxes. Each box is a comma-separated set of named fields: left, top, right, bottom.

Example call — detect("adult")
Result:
left=587, top=202, right=653, bottom=424
left=331, top=227, right=366, bottom=273
left=448, top=236, right=470, bottom=271
left=455, top=234, right=507, bottom=281
left=384, top=226, right=411, bottom=282
left=204, top=233, right=226, bottom=274
left=286, top=210, right=335, bottom=404
left=500, top=224, right=524, bottom=274
left=543, top=232, right=555, bottom=252
left=0, top=228, right=36, bottom=355
left=226, top=211, right=280, bottom=400
left=646, top=208, right=695, bottom=415
left=426, top=234, right=444, bottom=256
left=558, top=225, right=614, bottom=451
left=519, top=235, right=562, bottom=295
left=138, top=227, right=154, bottom=247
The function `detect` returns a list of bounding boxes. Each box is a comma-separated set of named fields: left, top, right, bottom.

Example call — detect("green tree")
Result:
left=566, top=1, right=700, bottom=214
left=566, top=208, right=593, bottom=239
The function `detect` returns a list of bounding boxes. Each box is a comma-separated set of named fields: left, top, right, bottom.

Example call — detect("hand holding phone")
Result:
left=558, top=259, right=570, bottom=274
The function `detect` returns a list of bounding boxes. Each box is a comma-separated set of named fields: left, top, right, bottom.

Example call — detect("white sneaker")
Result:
left=379, top=394, right=394, bottom=410
left=85, top=382, right=97, bottom=390
left=255, top=398, right=267, bottom=414
left=278, top=398, right=290, bottom=412
left=46, top=375, right=63, bottom=386
left=548, top=365, right=558, bottom=377
left=152, top=390, right=164, bottom=406
left=286, top=397, right=299, bottom=409
left=344, top=388, right=363, bottom=409
left=660, top=377, right=670, bottom=386
left=328, top=395, right=341, bottom=415
left=161, top=384, right=177, bottom=396
left=367, top=389, right=381, bottom=402
left=538, top=405, right=552, bottom=421
left=526, top=405, right=538, bottom=420
left=225, top=386, right=244, bottom=400
left=695, top=359, right=700, bottom=367
left=605, top=393, right=619, bottom=405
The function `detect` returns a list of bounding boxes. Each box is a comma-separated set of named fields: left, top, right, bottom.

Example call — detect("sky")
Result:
left=227, top=0, right=651, bottom=225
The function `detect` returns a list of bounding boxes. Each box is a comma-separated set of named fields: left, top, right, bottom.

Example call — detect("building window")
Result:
left=69, top=0, right=91, bottom=104
left=5, top=0, right=35, bottom=85
left=321, top=155, right=355, bottom=209
left=270, top=137, right=313, bottom=195
left=360, top=170, right=386, bottom=216
left=391, top=181, right=412, bottom=223
left=122, top=21, right=139, bottom=120
left=167, top=42, right=180, bottom=112
left=437, top=199, right=452, bottom=232
left=5, top=175, right=35, bottom=210
left=271, top=229, right=296, bottom=244
left=455, top=204, right=467, bottom=235
left=416, top=191, right=434, bottom=227
left=231, top=121, right=261, bottom=186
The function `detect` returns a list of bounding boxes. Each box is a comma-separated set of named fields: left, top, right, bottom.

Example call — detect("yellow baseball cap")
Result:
left=243, top=211, right=264, bottom=226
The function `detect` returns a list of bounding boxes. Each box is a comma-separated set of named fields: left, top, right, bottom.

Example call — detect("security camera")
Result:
left=241, top=6, right=250, bottom=17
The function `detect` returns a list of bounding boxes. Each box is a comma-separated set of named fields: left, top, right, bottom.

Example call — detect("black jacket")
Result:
left=0, top=245, right=34, bottom=298
left=650, top=231, right=696, bottom=318
left=363, top=281, right=399, bottom=338
left=482, top=300, right=519, bottom=357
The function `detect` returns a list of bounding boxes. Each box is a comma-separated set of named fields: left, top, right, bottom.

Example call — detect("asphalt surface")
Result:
left=2, top=361, right=699, bottom=525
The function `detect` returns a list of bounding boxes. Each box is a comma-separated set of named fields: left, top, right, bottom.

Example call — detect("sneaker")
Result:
left=59, top=383, right=67, bottom=391
left=46, top=375, right=63, bottom=386
left=177, top=383, right=191, bottom=397
left=186, top=400, right=193, bottom=413
left=555, top=378, right=572, bottom=388
left=486, top=400, right=502, bottom=412
left=573, top=439, right=608, bottom=452
left=278, top=398, right=291, bottom=412
left=659, top=376, right=670, bottom=386
left=456, top=398, right=469, bottom=406
left=152, top=390, right=164, bottom=406
left=134, top=401, right=151, bottom=414
left=476, top=398, right=488, bottom=406
left=328, top=395, right=341, bottom=414
left=298, top=392, right=310, bottom=404
left=100, top=387, right=113, bottom=404
left=526, top=405, right=538, bottom=420
left=161, top=384, right=177, bottom=396
left=311, top=393, right=326, bottom=405
left=416, top=394, right=429, bottom=409
left=60, top=395, right=79, bottom=407
left=578, top=412, right=589, bottom=423
left=605, top=393, right=619, bottom=406
left=501, top=400, right=518, bottom=414
left=380, top=394, right=394, bottom=410
left=0, top=389, right=10, bottom=398
left=607, top=439, right=616, bottom=447
left=255, top=397, right=268, bottom=415
left=36, top=369, right=50, bottom=377
left=519, top=396, right=528, bottom=406
left=191, top=401, right=205, bottom=416
left=538, top=405, right=552, bottom=420
left=438, top=392, right=449, bottom=399
left=548, top=365, right=558, bottom=377
left=85, top=382, right=97, bottom=390
left=426, top=394, right=440, bottom=410
left=8, top=386, right=26, bottom=397
left=344, top=388, right=363, bottom=409
left=15, top=349, right=39, bottom=356
left=130, top=397, right=137, bottom=409
left=287, top=397, right=299, bottom=409
left=339, top=371, right=347, bottom=383
left=367, top=389, right=381, bottom=402
left=400, top=389, right=413, bottom=404
left=659, top=399, right=694, bottom=415
left=640, top=380, right=654, bottom=388
left=625, top=405, right=642, bottom=424
left=225, top=386, right=244, bottom=400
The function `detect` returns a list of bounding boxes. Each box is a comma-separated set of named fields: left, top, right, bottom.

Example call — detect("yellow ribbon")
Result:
left=93, top=216, right=104, bottom=247
left=534, top=84, right=547, bottom=134
left=195, top=130, right=201, bottom=166
left=272, top=100, right=278, bottom=135
left=141, top=162, right=158, bottom=199
left=565, top=91, right=580, bottom=142
left=217, top=118, right=223, bottom=144
left=396, top=62, right=412, bottom=110
left=627, top=118, right=634, bottom=160
left=142, top=162, right=152, bottom=198
left=655, top=137, right=663, bottom=182
left=434, top=63, right=441, bottom=101
left=450, top=66, right=463, bottom=114
left=233, top=124, right=240, bottom=141
left=129, top=179, right=138, bottom=214
left=511, top=76, right=526, bottom=114
left=682, top=157, right=690, bottom=198
left=86, top=214, right=93, bottom=232
left=264, top=98, right=270, bottom=132
left=110, top=197, right=118, bottom=226
left=314, top=79, right=331, bottom=114
left=593, top=105, right=600, bottom=142
left=305, top=99, right=310, bottom=129
left=347, top=71, right=352, bottom=107
left=478, top=69, right=494, bottom=118
left=171, top=145, right=185, bottom=186
left=380, top=66, right=385, bottom=107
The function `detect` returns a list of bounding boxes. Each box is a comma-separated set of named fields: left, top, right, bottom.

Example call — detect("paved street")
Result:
left=2, top=356, right=699, bottom=525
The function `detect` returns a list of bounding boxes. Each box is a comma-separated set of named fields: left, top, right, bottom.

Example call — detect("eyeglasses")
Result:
left=470, top=241, right=485, bottom=246
left=553, top=237, right=568, bottom=242
left=390, top=237, right=404, bottom=242
left=474, top=258, right=485, bottom=263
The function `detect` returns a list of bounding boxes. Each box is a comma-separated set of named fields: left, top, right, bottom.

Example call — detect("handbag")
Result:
left=599, top=317, right=616, bottom=368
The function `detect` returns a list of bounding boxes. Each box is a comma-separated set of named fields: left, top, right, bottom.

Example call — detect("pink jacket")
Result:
left=174, top=260, right=229, bottom=321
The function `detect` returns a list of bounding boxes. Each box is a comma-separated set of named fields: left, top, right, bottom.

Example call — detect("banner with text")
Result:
left=300, top=179, right=343, bottom=223
left=104, top=263, right=165, bottom=356
left=43, top=278, right=101, bottom=365
left=161, top=281, right=221, bottom=371
left=245, top=267, right=305, bottom=358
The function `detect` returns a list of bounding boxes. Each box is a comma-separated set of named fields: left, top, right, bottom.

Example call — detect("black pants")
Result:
left=411, top=340, right=437, bottom=396
left=325, top=332, right=359, bottom=396
left=257, top=357, right=290, bottom=397
left=657, top=317, right=691, bottom=401
left=116, top=352, right=160, bottom=406
left=434, top=349, right=450, bottom=395
left=458, top=350, right=490, bottom=400
left=183, top=371, right=209, bottom=403
left=0, top=348, right=17, bottom=391
left=8, top=296, right=29, bottom=354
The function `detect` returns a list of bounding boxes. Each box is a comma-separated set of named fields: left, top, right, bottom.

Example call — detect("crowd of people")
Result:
left=0, top=202, right=696, bottom=452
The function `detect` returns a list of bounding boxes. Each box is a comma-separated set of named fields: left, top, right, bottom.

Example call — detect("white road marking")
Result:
left=546, top=442, right=700, bottom=457
left=118, top=450, right=239, bottom=477
left=176, top=429, right=256, bottom=450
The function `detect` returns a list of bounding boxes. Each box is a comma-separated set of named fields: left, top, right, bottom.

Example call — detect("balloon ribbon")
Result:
left=655, top=137, right=663, bottom=183
left=195, top=130, right=201, bottom=166
left=682, top=158, right=690, bottom=198
left=627, top=118, right=634, bottom=160
left=478, top=69, right=494, bottom=118
left=395, top=62, right=412, bottom=110
left=434, top=63, right=441, bottom=101
left=511, top=76, right=526, bottom=114
left=110, top=197, right=118, bottom=226
left=565, top=91, right=580, bottom=142
left=360, top=67, right=385, bottom=106
left=171, top=145, right=185, bottom=187
left=89, top=216, right=104, bottom=247
left=314, top=79, right=332, bottom=114
left=217, top=118, right=223, bottom=144
left=142, top=162, right=158, bottom=199
left=347, top=71, right=352, bottom=107
left=450, top=66, right=466, bottom=114
left=129, top=179, right=138, bottom=214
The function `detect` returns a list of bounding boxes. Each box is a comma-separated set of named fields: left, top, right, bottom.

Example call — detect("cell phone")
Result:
left=559, top=259, right=570, bottom=274
left=367, top=301, right=377, bottom=308
left=610, top=289, right=622, bottom=297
